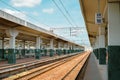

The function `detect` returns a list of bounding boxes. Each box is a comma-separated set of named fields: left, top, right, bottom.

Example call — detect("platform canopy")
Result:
left=79, top=0, right=119, bottom=46
left=0, top=10, right=83, bottom=48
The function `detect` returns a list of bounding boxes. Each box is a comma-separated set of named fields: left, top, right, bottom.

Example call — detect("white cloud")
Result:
left=11, top=0, right=42, bottom=7
left=42, top=8, right=54, bottom=14
left=3, top=9, right=27, bottom=20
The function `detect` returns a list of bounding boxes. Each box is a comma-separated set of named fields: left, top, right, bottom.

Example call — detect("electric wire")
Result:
left=52, top=0, right=74, bottom=27
left=59, top=0, right=79, bottom=27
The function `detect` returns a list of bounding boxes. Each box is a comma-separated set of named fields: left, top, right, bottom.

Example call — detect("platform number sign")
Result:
left=95, top=13, right=103, bottom=24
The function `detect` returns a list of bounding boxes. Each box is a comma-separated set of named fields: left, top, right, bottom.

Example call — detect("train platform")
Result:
left=83, top=53, right=108, bottom=80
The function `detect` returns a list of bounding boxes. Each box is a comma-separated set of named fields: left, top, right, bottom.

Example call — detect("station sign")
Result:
left=95, top=13, right=103, bottom=24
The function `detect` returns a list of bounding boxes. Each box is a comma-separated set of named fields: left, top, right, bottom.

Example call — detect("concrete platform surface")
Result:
left=83, top=53, right=108, bottom=80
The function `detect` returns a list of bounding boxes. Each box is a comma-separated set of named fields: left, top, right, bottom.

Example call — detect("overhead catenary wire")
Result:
left=59, top=0, right=79, bottom=27
left=52, top=0, right=74, bottom=27
left=52, top=0, right=85, bottom=37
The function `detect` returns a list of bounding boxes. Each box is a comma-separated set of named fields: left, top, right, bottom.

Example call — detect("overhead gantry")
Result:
left=79, top=0, right=120, bottom=80
left=0, top=10, right=84, bottom=64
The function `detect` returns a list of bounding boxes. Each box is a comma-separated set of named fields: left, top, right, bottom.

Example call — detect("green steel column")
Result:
left=17, top=49, right=21, bottom=58
left=56, top=49, right=58, bottom=55
left=75, top=50, right=77, bottom=52
left=15, top=49, right=19, bottom=55
left=70, top=49, right=72, bottom=53
left=93, top=49, right=96, bottom=57
left=99, top=48, right=106, bottom=64
left=35, top=49, right=41, bottom=59
left=63, top=49, right=66, bottom=54
left=59, top=49, right=62, bottom=55
left=4, top=49, right=8, bottom=60
left=95, top=49, right=97, bottom=59
left=66, top=50, right=68, bottom=54
left=49, top=49, right=54, bottom=57
left=73, top=50, right=75, bottom=53
left=58, top=49, right=59, bottom=55
left=21, top=49, right=25, bottom=57
left=35, top=37, right=41, bottom=58
left=40, top=49, right=43, bottom=56
left=6, top=28, right=19, bottom=64
left=57, top=49, right=61, bottom=56
left=68, top=50, right=70, bottom=54
left=72, top=49, right=74, bottom=53
left=71, top=49, right=73, bottom=53
left=0, top=49, right=4, bottom=60
left=69, top=49, right=71, bottom=54
left=108, top=46, right=120, bottom=80
left=7, top=49, right=16, bottom=64
left=26, top=49, right=29, bottom=54
left=21, top=41, right=25, bottom=57
left=0, top=39, right=4, bottom=60
left=95, top=49, right=99, bottom=59
left=44, top=49, right=47, bottom=56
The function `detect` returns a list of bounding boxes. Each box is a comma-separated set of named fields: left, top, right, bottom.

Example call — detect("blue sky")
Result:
left=0, top=0, right=90, bottom=46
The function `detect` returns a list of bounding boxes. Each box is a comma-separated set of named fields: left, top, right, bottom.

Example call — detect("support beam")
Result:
left=6, top=29, right=19, bottom=48
left=21, top=40, right=25, bottom=57
left=0, top=38, right=4, bottom=59
left=57, top=42, right=62, bottom=56
left=36, top=37, right=41, bottom=49
left=64, top=43, right=67, bottom=49
left=35, top=37, right=41, bottom=59
left=58, top=42, right=61, bottom=49
left=94, top=36, right=99, bottom=49
left=93, top=36, right=99, bottom=59
left=6, top=28, right=19, bottom=64
left=49, top=39, right=54, bottom=57
left=98, top=26, right=106, bottom=64
left=108, top=3, right=120, bottom=80
left=50, top=39, right=54, bottom=49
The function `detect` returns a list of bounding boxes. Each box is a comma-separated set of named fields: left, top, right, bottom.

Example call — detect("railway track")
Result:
left=0, top=53, right=79, bottom=79
left=3, top=52, right=90, bottom=80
